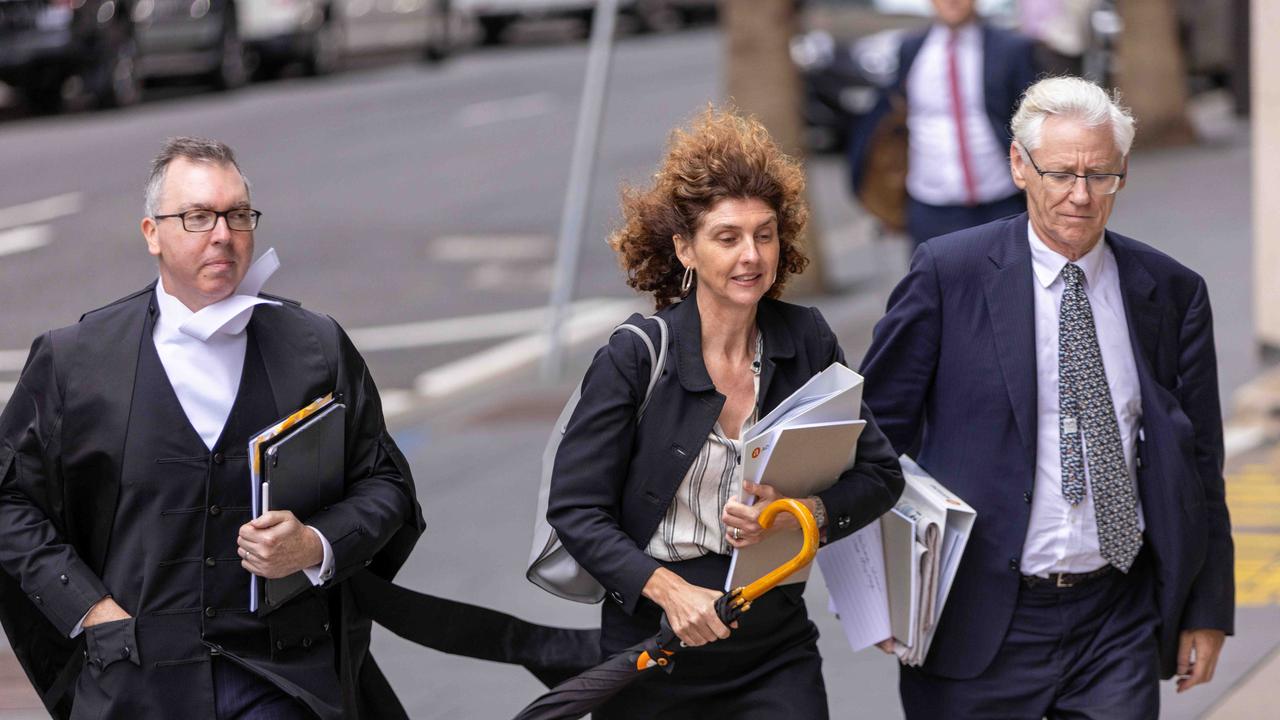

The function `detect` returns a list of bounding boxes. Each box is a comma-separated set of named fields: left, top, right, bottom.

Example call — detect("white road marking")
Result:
left=0, top=350, right=30, bottom=372
left=455, top=93, right=556, bottom=128
left=430, top=235, right=552, bottom=262
left=0, top=192, right=81, bottom=230
left=0, top=225, right=52, bottom=257
left=345, top=297, right=623, bottom=352
left=0, top=381, right=15, bottom=407
left=378, top=389, right=417, bottom=419
left=469, top=262, right=552, bottom=291
left=414, top=298, right=643, bottom=400
left=1225, top=423, right=1270, bottom=460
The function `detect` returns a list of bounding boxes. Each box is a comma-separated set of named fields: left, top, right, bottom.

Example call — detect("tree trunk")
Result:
left=1114, top=0, right=1196, bottom=148
left=720, top=0, right=826, bottom=296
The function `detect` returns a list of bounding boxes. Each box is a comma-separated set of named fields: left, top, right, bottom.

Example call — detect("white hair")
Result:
left=1011, top=76, right=1136, bottom=157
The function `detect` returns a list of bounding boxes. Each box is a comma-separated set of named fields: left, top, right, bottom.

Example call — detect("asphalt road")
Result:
left=0, top=27, right=722, bottom=397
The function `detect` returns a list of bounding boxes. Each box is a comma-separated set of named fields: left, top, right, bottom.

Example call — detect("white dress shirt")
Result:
left=905, top=22, right=1018, bottom=206
left=1020, top=223, right=1145, bottom=576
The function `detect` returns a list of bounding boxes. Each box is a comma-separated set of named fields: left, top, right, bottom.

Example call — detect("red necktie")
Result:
left=947, top=30, right=979, bottom=206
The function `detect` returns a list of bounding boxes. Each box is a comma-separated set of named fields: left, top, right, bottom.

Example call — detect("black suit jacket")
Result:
left=849, top=22, right=1038, bottom=197
left=860, top=214, right=1234, bottom=679
left=0, top=285, right=424, bottom=718
left=547, top=292, right=904, bottom=616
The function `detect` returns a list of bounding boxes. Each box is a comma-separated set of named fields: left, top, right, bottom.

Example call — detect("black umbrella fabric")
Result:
left=348, top=571, right=602, bottom=688
left=511, top=499, right=820, bottom=720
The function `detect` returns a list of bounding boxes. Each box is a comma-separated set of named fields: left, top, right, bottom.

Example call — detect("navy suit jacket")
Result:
left=849, top=23, right=1038, bottom=197
left=860, top=214, right=1234, bottom=679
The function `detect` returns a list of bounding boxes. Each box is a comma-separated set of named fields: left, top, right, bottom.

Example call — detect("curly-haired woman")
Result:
left=546, top=107, right=904, bottom=718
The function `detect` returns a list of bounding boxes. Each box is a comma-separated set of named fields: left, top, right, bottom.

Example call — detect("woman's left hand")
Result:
left=723, top=481, right=788, bottom=548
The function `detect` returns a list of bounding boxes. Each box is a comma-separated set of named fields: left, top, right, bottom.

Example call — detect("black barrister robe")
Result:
left=0, top=284, right=424, bottom=719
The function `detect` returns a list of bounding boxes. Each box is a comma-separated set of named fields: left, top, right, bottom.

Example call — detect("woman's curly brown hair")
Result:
left=610, top=106, right=810, bottom=309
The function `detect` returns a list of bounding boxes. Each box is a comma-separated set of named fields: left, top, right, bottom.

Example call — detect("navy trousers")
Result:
left=212, top=658, right=315, bottom=720
left=900, top=562, right=1160, bottom=720
left=906, top=192, right=1027, bottom=247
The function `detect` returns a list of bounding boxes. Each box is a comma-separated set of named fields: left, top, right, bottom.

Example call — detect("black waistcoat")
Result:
left=103, top=320, right=281, bottom=663
left=69, top=308, right=345, bottom=719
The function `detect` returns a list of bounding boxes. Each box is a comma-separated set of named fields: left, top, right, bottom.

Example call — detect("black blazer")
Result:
left=860, top=214, right=1234, bottom=679
left=0, top=285, right=424, bottom=719
left=547, top=292, right=904, bottom=616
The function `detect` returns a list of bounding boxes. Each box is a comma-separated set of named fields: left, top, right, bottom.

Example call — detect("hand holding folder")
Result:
left=247, top=393, right=346, bottom=614
left=725, top=364, right=866, bottom=592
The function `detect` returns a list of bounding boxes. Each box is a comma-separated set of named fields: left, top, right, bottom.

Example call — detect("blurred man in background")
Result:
left=849, top=0, right=1039, bottom=246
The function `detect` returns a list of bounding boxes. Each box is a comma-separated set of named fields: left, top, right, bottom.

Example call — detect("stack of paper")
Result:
left=724, top=364, right=867, bottom=592
left=818, top=455, right=976, bottom=666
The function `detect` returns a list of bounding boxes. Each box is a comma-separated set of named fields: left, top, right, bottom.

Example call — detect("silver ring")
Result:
left=733, top=528, right=741, bottom=541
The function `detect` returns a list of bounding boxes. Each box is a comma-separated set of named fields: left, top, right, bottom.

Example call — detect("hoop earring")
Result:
left=681, top=266, right=695, bottom=295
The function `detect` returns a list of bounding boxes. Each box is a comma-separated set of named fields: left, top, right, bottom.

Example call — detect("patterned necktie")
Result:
left=1058, top=263, right=1142, bottom=571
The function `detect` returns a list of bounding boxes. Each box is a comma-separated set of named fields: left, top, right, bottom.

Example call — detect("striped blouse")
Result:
left=645, top=333, right=762, bottom=562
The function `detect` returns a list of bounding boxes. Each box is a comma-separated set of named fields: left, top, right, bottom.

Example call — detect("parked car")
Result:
left=454, top=0, right=712, bottom=45
left=0, top=0, right=144, bottom=111
left=242, top=0, right=454, bottom=77
left=132, top=0, right=248, bottom=91
left=792, top=0, right=1014, bottom=152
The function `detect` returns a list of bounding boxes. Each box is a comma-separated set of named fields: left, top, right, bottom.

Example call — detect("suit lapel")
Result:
left=250, top=303, right=331, bottom=417
left=983, top=218, right=1038, bottom=454
left=1108, top=233, right=1162, bottom=380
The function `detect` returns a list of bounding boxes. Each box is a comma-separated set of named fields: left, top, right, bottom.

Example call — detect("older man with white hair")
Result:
left=860, top=76, right=1233, bottom=718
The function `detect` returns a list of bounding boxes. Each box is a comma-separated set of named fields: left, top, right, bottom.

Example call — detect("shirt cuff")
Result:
left=301, top=526, right=335, bottom=586
left=70, top=609, right=90, bottom=638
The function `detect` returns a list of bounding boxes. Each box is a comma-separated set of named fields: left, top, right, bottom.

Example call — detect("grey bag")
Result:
left=526, top=316, right=668, bottom=603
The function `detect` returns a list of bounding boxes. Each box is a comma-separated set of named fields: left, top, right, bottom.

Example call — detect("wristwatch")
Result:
left=810, top=497, right=828, bottom=529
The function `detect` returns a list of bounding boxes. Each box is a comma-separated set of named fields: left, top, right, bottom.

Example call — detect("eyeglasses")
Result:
left=153, top=208, right=262, bottom=232
left=1019, top=147, right=1124, bottom=196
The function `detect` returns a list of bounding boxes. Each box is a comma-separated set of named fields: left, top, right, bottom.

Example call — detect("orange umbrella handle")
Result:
left=636, top=498, right=820, bottom=672
left=727, top=498, right=820, bottom=610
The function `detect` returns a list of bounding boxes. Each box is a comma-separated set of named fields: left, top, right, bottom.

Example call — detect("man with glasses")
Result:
left=0, top=137, right=422, bottom=719
left=860, top=77, right=1232, bottom=718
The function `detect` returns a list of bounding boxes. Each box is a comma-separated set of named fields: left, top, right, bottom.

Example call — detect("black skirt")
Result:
left=594, top=553, right=829, bottom=720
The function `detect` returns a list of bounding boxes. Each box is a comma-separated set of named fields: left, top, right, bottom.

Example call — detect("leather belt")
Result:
left=1021, top=565, right=1116, bottom=589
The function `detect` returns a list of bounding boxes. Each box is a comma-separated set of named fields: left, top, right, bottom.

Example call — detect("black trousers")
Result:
left=900, top=560, right=1160, bottom=720
left=596, top=555, right=828, bottom=720
left=213, top=658, right=315, bottom=720
left=906, top=192, right=1026, bottom=247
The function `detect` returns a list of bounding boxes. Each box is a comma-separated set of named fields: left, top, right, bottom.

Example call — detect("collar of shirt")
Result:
left=927, top=19, right=980, bottom=48
left=1027, top=222, right=1107, bottom=290
left=155, top=248, right=283, bottom=342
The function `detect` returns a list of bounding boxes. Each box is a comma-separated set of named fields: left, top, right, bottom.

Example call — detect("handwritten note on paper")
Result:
left=817, top=521, right=892, bottom=652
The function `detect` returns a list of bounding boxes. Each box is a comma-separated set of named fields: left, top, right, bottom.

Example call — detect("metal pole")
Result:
left=542, top=0, right=620, bottom=380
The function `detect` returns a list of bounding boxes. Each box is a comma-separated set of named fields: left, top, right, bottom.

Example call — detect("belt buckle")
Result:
left=1055, top=573, right=1074, bottom=588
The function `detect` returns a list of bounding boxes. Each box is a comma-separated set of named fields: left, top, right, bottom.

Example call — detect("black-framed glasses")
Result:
left=1019, top=147, right=1125, bottom=196
left=153, top=208, right=262, bottom=232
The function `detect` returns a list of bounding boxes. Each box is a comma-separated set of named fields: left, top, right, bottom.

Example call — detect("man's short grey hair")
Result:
left=1011, top=76, right=1136, bottom=157
left=143, top=137, right=251, bottom=217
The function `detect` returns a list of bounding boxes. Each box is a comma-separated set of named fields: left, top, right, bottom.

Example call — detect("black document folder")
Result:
left=249, top=398, right=346, bottom=615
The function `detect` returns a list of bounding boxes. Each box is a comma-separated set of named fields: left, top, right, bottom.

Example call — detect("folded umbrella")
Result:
left=511, top=498, right=821, bottom=720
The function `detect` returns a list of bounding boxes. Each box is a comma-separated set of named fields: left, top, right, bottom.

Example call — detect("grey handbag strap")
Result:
left=614, top=315, right=668, bottom=418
